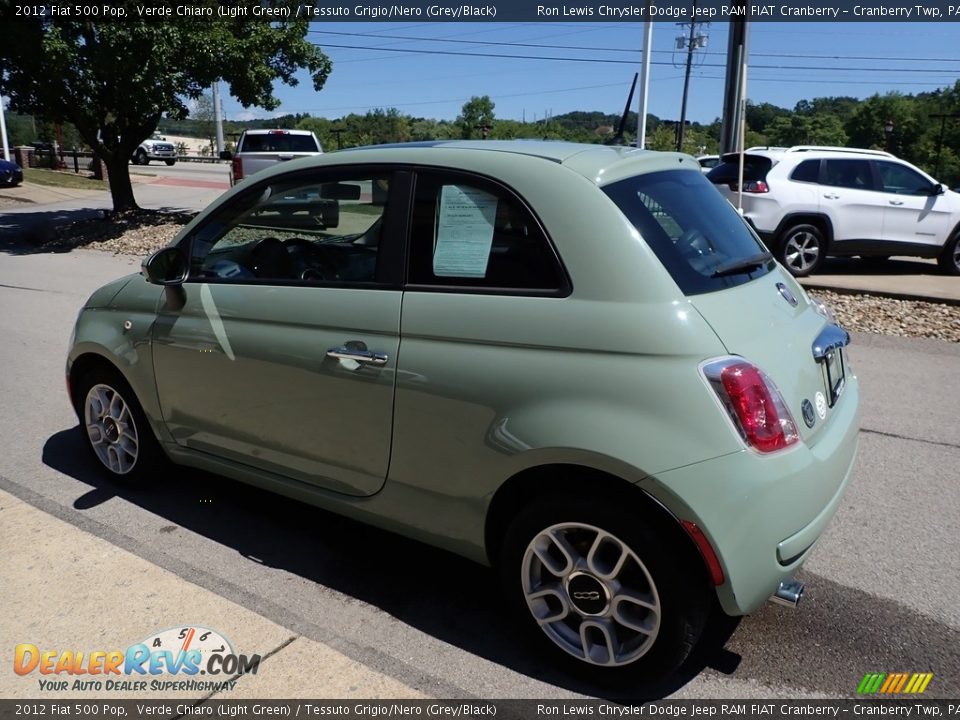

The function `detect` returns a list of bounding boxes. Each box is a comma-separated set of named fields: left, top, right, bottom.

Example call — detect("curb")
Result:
left=799, top=281, right=960, bottom=308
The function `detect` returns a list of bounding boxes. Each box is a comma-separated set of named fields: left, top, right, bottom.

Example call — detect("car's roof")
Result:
left=241, top=128, right=315, bottom=135
left=335, top=140, right=700, bottom=186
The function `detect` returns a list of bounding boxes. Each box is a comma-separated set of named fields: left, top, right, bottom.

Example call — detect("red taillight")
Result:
left=728, top=180, right=769, bottom=193
left=703, top=358, right=799, bottom=453
left=232, top=156, right=243, bottom=182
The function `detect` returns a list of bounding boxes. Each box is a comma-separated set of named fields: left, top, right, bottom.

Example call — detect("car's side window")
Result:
left=790, top=159, right=820, bottom=184
left=188, top=172, right=391, bottom=285
left=823, top=159, right=875, bottom=191
left=408, top=172, right=566, bottom=292
left=876, top=161, right=932, bottom=196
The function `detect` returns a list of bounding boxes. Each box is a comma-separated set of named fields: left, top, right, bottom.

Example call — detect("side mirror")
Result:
left=142, top=246, right=188, bottom=286
left=219, top=150, right=233, bottom=161
left=930, top=183, right=945, bottom=196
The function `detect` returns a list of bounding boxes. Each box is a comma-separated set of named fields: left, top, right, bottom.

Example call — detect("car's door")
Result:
left=819, top=158, right=884, bottom=247
left=151, top=168, right=407, bottom=497
left=875, top=160, right=951, bottom=253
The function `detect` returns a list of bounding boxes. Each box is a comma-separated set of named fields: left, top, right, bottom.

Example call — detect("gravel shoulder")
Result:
left=7, top=211, right=959, bottom=343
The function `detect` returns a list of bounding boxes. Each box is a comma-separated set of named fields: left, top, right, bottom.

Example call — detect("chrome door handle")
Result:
left=823, top=193, right=839, bottom=199
left=889, top=200, right=904, bottom=206
left=327, top=344, right=388, bottom=366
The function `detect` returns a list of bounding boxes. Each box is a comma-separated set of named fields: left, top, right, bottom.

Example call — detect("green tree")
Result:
left=190, top=93, right=217, bottom=156
left=457, top=96, right=496, bottom=140
left=766, top=114, right=848, bottom=147
left=0, top=10, right=331, bottom=211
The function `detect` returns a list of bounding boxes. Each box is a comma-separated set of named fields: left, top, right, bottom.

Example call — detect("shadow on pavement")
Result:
left=41, top=426, right=742, bottom=701
left=818, top=256, right=940, bottom=277
left=41, top=427, right=960, bottom=699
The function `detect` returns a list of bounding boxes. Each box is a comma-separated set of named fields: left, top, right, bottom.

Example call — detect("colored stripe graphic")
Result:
left=857, top=672, right=932, bottom=694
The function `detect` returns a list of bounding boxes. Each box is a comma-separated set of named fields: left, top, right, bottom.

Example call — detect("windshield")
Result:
left=603, top=169, right=774, bottom=295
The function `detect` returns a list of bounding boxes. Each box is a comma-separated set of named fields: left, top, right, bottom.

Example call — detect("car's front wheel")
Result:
left=938, top=232, right=960, bottom=276
left=777, top=224, right=825, bottom=277
left=134, top=149, right=149, bottom=165
left=165, top=159, right=176, bottom=166
left=73, top=367, right=164, bottom=482
left=501, top=495, right=709, bottom=683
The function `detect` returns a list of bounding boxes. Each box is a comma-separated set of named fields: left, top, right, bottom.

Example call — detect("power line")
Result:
left=316, top=42, right=960, bottom=75
left=310, top=29, right=960, bottom=64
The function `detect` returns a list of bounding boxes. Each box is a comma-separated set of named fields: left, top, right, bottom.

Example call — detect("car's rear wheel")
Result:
left=74, top=367, right=164, bottom=482
left=777, top=224, right=825, bottom=277
left=501, top=495, right=709, bottom=683
left=938, top=233, right=960, bottom=276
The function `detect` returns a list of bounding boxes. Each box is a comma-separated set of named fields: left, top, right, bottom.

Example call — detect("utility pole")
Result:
left=212, top=81, right=225, bottom=154
left=720, top=4, right=749, bottom=155
left=676, top=1, right=709, bottom=152
left=636, top=9, right=653, bottom=149
left=0, top=95, right=10, bottom=162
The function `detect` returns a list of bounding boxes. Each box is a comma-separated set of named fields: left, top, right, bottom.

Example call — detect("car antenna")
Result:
left=606, top=73, right=639, bottom=147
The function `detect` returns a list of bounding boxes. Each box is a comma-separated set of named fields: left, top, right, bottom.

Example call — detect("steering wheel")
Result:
left=282, top=238, right=337, bottom=282
left=248, top=237, right=292, bottom=279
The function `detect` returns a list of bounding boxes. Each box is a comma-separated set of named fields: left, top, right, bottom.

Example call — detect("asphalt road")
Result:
left=129, top=159, right=230, bottom=187
left=0, top=247, right=958, bottom=700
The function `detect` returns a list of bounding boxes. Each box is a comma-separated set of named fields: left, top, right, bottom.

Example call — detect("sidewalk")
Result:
left=0, top=487, right=424, bottom=700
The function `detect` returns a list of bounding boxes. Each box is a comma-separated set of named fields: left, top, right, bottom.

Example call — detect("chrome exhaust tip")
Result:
left=770, top=579, right=804, bottom=608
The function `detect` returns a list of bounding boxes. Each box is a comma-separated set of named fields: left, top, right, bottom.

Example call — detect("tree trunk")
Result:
left=103, top=153, right=139, bottom=212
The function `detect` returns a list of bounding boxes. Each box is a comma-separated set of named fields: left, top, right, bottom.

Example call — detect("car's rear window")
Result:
left=603, top=169, right=773, bottom=295
left=240, top=134, right=320, bottom=153
left=706, top=154, right=773, bottom=185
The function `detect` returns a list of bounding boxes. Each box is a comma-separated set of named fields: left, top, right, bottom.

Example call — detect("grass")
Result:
left=23, top=167, right=108, bottom=191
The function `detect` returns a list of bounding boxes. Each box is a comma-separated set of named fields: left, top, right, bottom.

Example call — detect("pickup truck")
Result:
left=132, top=133, right=177, bottom=166
left=220, top=129, right=323, bottom=186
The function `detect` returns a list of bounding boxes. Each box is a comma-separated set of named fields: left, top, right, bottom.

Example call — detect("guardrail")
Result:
left=12, top=146, right=228, bottom=173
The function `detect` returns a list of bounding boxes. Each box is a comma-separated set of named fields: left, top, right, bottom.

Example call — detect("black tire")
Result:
left=72, top=366, right=165, bottom=483
left=776, top=223, right=825, bottom=277
left=500, top=495, right=710, bottom=684
left=165, top=159, right=176, bottom=166
left=938, top=233, right=960, bottom=276
left=134, top=149, right=149, bottom=166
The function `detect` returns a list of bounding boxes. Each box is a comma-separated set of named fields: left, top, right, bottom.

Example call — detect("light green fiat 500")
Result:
left=67, top=141, right=860, bottom=682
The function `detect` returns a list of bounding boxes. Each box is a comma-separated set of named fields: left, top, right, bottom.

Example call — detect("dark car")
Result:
left=0, top=158, right=23, bottom=187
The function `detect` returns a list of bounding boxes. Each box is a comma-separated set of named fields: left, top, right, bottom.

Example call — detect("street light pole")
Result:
left=0, top=95, right=10, bottom=162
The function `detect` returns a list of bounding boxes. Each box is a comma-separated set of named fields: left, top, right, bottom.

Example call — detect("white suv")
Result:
left=707, top=146, right=960, bottom=276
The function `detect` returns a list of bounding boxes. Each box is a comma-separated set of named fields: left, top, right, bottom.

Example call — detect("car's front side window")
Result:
left=876, top=161, right=933, bottom=196
left=407, top=171, right=567, bottom=293
left=187, top=172, right=391, bottom=285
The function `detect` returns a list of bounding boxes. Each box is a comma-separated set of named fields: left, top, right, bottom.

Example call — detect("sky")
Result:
left=219, top=22, right=960, bottom=126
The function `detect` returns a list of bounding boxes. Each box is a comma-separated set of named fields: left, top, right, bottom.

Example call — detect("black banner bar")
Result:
left=7, top=0, right=960, bottom=22
left=2, top=700, right=960, bottom=720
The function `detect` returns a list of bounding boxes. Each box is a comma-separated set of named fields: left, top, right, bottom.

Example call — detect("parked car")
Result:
left=707, top=145, right=960, bottom=276
left=219, top=128, right=322, bottom=186
left=132, top=133, right=177, bottom=166
left=696, top=154, right=720, bottom=173
left=67, top=141, right=860, bottom=682
left=0, top=158, right=23, bottom=186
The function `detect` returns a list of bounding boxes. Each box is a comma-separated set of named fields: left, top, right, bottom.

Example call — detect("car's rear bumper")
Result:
left=651, top=373, right=860, bottom=616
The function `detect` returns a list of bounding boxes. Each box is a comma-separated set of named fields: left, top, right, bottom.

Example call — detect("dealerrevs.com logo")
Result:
left=13, top=626, right=261, bottom=692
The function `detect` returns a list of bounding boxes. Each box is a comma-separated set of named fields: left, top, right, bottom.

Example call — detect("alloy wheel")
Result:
left=783, top=231, right=821, bottom=275
left=84, top=383, right=139, bottom=475
left=521, top=522, right=661, bottom=667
